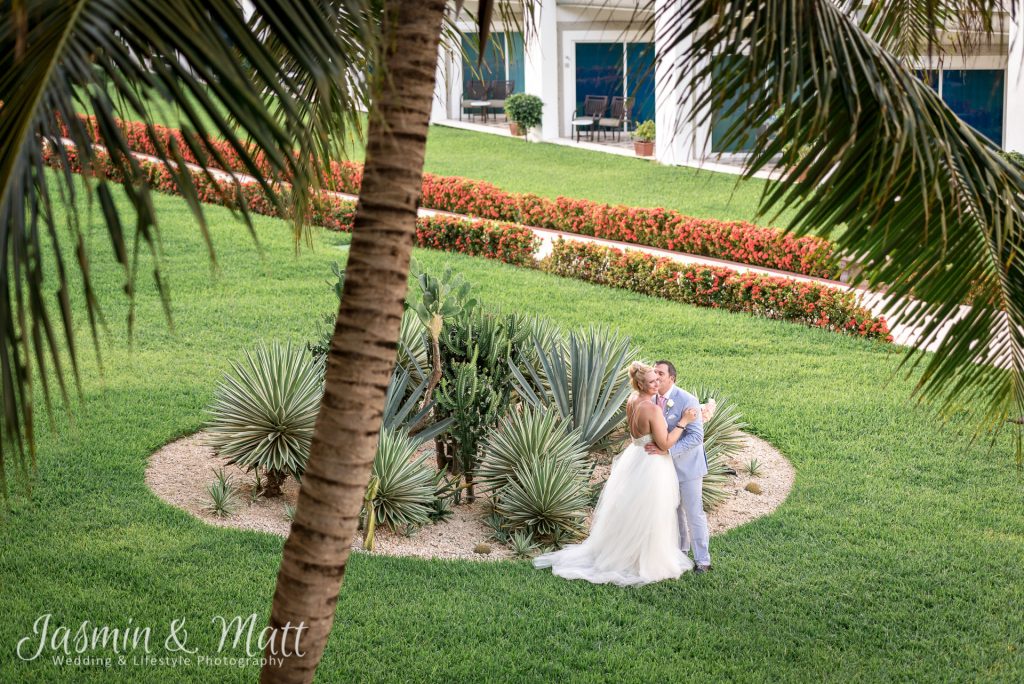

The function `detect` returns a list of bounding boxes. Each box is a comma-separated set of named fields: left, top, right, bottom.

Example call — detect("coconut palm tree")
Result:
left=3, top=1, right=1023, bottom=683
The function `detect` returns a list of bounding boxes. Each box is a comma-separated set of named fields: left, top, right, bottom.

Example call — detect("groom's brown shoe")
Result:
left=694, top=564, right=712, bottom=574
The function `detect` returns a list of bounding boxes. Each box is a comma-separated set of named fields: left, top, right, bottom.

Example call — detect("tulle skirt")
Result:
left=533, top=440, right=693, bottom=586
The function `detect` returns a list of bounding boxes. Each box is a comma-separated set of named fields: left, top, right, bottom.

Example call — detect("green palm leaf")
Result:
left=670, top=0, right=1024, bottom=459
left=0, top=0, right=373, bottom=496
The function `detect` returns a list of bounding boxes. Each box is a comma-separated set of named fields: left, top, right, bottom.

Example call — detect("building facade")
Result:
left=430, top=0, right=1024, bottom=164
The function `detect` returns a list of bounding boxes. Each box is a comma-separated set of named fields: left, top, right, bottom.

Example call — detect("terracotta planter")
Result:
left=509, top=122, right=524, bottom=136
left=634, top=140, right=654, bottom=157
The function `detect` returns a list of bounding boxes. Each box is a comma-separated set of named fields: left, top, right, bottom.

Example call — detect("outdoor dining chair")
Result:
left=571, top=95, right=608, bottom=142
left=461, top=80, right=490, bottom=122
left=488, top=80, right=515, bottom=120
left=598, top=96, right=633, bottom=141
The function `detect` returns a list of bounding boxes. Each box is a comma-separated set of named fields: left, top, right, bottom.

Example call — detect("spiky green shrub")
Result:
left=383, top=364, right=452, bottom=445
left=205, top=469, right=239, bottom=518
left=368, top=429, right=437, bottom=531
left=494, top=457, right=590, bottom=546
left=206, top=342, right=324, bottom=496
left=694, top=387, right=748, bottom=510
left=511, top=326, right=637, bottom=451
left=509, top=529, right=540, bottom=559
left=479, top=405, right=589, bottom=493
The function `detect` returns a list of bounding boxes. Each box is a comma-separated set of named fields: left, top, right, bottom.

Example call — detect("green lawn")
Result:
left=1, top=182, right=1020, bottom=682
left=133, top=95, right=794, bottom=225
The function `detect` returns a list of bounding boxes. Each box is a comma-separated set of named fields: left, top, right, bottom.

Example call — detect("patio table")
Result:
left=468, top=100, right=491, bottom=123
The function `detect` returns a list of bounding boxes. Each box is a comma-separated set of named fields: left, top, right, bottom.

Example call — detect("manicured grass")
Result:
left=126, top=94, right=796, bottom=225
left=424, top=124, right=798, bottom=225
left=1, top=182, right=1020, bottom=682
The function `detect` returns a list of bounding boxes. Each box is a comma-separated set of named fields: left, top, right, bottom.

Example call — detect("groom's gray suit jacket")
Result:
left=662, top=385, right=708, bottom=482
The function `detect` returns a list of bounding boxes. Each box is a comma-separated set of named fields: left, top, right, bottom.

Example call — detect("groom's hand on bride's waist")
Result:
left=644, top=444, right=668, bottom=456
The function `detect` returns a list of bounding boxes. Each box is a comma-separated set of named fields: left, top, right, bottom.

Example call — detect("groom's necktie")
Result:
left=656, top=395, right=667, bottom=410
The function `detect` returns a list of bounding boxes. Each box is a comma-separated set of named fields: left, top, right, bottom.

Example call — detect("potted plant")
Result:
left=633, top=120, right=655, bottom=157
left=504, top=93, right=543, bottom=138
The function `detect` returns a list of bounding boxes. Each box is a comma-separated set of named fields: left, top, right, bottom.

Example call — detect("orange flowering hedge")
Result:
left=43, top=144, right=538, bottom=267
left=74, top=115, right=840, bottom=278
left=544, top=240, right=891, bottom=341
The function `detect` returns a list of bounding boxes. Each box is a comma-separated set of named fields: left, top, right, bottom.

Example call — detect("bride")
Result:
left=533, top=361, right=698, bottom=586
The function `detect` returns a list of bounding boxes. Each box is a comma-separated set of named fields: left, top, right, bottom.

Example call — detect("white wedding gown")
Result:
left=533, top=434, right=694, bottom=586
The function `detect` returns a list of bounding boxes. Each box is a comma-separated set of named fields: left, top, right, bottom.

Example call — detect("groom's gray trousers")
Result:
left=677, top=476, right=710, bottom=566
left=661, top=386, right=711, bottom=567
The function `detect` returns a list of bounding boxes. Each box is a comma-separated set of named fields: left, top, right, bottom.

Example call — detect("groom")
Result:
left=645, top=360, right=711, bottom=573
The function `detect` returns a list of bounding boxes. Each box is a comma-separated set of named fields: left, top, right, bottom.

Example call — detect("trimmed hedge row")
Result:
left=43, top=145, right=539, bottom=267
left=75, top=115, right=841, bottom=278
left=544, top=239, right=891, bottom=341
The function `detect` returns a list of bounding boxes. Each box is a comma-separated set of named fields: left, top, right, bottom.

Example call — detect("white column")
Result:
left=1007, top=0, right=1024, bottom=151
left=523, top=0, right=560, bottom=140
left=430, top=44, right=451, bottom=123
left=654, top=0, right=694, bottom=164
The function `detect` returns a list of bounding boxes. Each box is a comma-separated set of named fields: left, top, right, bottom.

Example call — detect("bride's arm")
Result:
left=649, top=407, right=685, bottom=453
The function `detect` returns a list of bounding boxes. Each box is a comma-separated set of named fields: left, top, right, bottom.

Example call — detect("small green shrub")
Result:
left=494, top=457, right=590, bottom=547
left=206, top=342, right=323, bottom=496
left=369, top=429, right=437, bottom=530
left=479, top=405, right=589, bottom=493
left=634, top=120, right=655, bottom=142
left=205, top=469, right=239, bottom=518
left=744, top=458, right=764, bottom=477
left=509, top=530, right=540, bottom=559
left=504, top=93, right=544, bottom=130
left=284, top=504, right=296, bottom=523
left=1001, top=150, right=1024, bottom=168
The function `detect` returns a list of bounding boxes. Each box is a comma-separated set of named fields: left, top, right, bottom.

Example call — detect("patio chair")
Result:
left=598, top=96, right=633, bottom=141
left=461, top=80, right=490, bottom=122
left=487, top=80, right=515, bottom=121
left=571, top=95, right=608, bottom=142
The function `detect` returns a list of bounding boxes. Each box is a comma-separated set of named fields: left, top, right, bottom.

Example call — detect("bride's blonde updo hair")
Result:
left=628, top=361, right=653, bottom=393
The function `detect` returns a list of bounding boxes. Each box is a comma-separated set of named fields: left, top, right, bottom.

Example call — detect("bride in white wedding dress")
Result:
left=533, top=362, right=698, bottom=586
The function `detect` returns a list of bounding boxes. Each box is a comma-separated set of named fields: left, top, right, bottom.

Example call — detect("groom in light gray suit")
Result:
left=644, top=360, right=711, bottom=573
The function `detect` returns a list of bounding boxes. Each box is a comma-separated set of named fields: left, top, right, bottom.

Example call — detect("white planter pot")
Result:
left=526, top=126, right=543, bottom=143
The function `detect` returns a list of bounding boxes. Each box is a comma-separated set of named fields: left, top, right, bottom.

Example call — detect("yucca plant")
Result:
left=205, top=469, right=239, bottom=518
left=206, top=343, right=324, bottom=496
left=494, top=457, right=591, bottom=547
left=511, top=326, right=638, bottom=452
left=383, top=363, right=452, bottom=445
left=367, top=428, right=437, bottom=534
left=744, top=459, right=764, bottom=477
left=479, top=405, right=590, bottom=493
left=695, top=387, right=749, bottom=511
left=397, top=309, right=430, bottom=384
left=508, top=529, right=540, bottom=560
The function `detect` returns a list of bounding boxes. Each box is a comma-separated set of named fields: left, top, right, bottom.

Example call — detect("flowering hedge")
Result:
left=75, top=115, right=840, bottom=278
left=43, top=143, right=538, bottom=266
left=544, top=240, right=891, bottom=341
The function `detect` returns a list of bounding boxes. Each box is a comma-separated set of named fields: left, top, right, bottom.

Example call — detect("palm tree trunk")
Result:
left=260, top=1, right=447, bottom=681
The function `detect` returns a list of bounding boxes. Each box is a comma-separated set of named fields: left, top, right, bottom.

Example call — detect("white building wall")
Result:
left=524, top=0, right=560, bottom=139
left=1007, top=0, right=1024, bottom=152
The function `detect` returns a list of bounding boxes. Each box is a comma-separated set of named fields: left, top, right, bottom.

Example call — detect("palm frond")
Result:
left=669, top=0, right=1024, bottom=460
left=0, top=0, right=373, bottom=496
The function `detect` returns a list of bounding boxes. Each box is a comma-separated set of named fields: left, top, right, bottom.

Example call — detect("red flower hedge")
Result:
left=75, top=115, right=840, bottom=278
left=43, top=143, right=538, bottom=266
left=544, top=240, right=891, bottom=341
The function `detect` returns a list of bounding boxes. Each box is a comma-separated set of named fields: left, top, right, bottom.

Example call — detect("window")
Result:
left=913, top=68, right=1005, bottom=145
left=462, top=32, right=524, bottom=94
left=574, top=42, right=655, bottom=126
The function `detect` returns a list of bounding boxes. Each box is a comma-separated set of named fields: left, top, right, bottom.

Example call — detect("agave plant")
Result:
left=494, top=457, right=591, bottom=547
left=383, top=363, right=452, bottom=445
left=204, top=468, right=239, bottom=518
left=206, top=343, right=324, bottom=496
left=694, top=387, right=749, bottom=511
left=508, top=529, right=540, bottom=560
left=479, top=405, right=590, bottom=493
left=367, top=428, right=437, bottom=535
left=511, top=326, right=637, bottom=451
left=397, top=309, right=430, bottom=384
